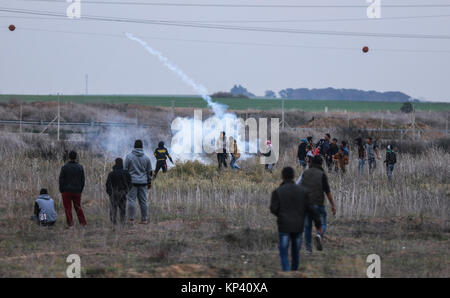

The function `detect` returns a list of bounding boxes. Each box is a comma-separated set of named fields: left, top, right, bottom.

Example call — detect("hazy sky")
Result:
left=1, top=0, right=450, bottom=102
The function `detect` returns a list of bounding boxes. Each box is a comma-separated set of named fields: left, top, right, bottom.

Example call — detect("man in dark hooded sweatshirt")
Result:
left=124, top=140, right=153, bottom=224
left=153, top=141, right=173, bottom=178
left=270, top=167, right=322, bottom=271
left=59, top=150, right=87, bottom=228
left=106, top=158, right=132, bottom=225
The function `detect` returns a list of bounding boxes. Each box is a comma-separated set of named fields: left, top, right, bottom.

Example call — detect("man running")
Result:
left=153, top=141, right=173, bottom=178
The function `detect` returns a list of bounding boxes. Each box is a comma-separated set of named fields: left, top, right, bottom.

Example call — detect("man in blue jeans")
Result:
left=271, top=167, right=322, bottom=271
left=124, top=140, right=153, bottom=225
left=297, top=155, right=336, bottom=253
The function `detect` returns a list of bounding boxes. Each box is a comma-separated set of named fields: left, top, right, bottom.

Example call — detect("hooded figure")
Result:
left=153, top=141, right=173, bottom=178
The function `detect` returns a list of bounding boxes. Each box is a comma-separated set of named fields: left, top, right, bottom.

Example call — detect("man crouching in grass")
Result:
left=270, top=167, right=322, bottom=271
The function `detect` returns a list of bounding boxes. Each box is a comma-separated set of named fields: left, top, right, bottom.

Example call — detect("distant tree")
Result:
left=211, top=92, right=248, bottom=99
left=230, top=85, right=255, bottom=98
left=264, top=90, right=277, bottom=98
left=400, top=102, right=414, bottom=113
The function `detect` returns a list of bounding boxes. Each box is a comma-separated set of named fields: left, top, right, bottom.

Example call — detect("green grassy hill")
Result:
left=1, top=94, right=448, bottom=112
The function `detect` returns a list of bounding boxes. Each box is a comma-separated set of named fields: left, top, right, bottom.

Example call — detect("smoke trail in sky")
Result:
left=125, top=33, right=227, bottom=117
left=125, top=33, right=260, bottom=164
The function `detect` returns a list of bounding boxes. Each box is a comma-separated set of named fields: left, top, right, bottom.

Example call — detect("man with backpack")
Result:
left=384, top=145, right=397, bottom=182
left=106, top=158, right=132, bottom=225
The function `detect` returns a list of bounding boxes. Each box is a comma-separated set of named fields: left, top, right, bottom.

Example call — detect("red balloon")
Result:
left=362, top=46, right=369, bottom=53
left=8, top=24, right=15, bottom=31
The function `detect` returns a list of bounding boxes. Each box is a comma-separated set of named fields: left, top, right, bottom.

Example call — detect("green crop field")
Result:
left=0, top=94, right=449, bottom=112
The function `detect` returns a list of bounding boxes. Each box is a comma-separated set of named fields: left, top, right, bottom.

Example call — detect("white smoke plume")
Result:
left=125, top=33, right=258, bottom=164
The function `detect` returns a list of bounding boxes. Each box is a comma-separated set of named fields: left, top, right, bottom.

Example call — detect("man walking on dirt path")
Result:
left=59, top=150, right=87, bottom=228
left=270, top=167, right=322, bottom=271
left=124, top=140, right=153, bottom=225
left=296, top=156, right=336, bottom=253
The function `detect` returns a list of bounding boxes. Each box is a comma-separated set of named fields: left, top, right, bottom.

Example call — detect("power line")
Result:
left=15, top=0, right=450, bottom=8
left=2, top=7, right=450, bottom=40
left=13, top=26, right=450, bottom=54
left=3, top=13, right=450, bottom=23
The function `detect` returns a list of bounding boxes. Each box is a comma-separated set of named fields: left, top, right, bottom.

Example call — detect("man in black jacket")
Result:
left=270, top=167, right=321, bottom=271
left=297, top=155, right=336, bottom=253
left=153, top=141, right=173, bottom=178
left=59, top=151, right=87, bottom=227
left=106, top=158, right=132, bottom=225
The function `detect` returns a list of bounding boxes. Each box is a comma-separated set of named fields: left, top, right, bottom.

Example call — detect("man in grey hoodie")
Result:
left=33, top=188, right=57, bottom=226
left=124, top=140, right=153, bottom=224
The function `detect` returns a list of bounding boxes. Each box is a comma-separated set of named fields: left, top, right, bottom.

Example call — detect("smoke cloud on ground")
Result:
left=125, top=33, right=259, bottom=164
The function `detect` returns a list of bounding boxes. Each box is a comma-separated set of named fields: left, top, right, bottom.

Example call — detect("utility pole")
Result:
left=57, top=93, right=60, bottom=141
left=19, top=103, right=22, bottom=133
left=85, top=74, right=88, bottom=95
left=446, top=113, right=448, bottom=135
left=281, top=99, right=285, bottom=129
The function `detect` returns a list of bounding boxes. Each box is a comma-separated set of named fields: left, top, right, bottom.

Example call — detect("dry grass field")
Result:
left=0, top=102, right=448, bottom=278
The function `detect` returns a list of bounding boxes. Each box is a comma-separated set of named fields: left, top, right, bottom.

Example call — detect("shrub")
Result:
left=400, top=102, right=414, bottom=113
